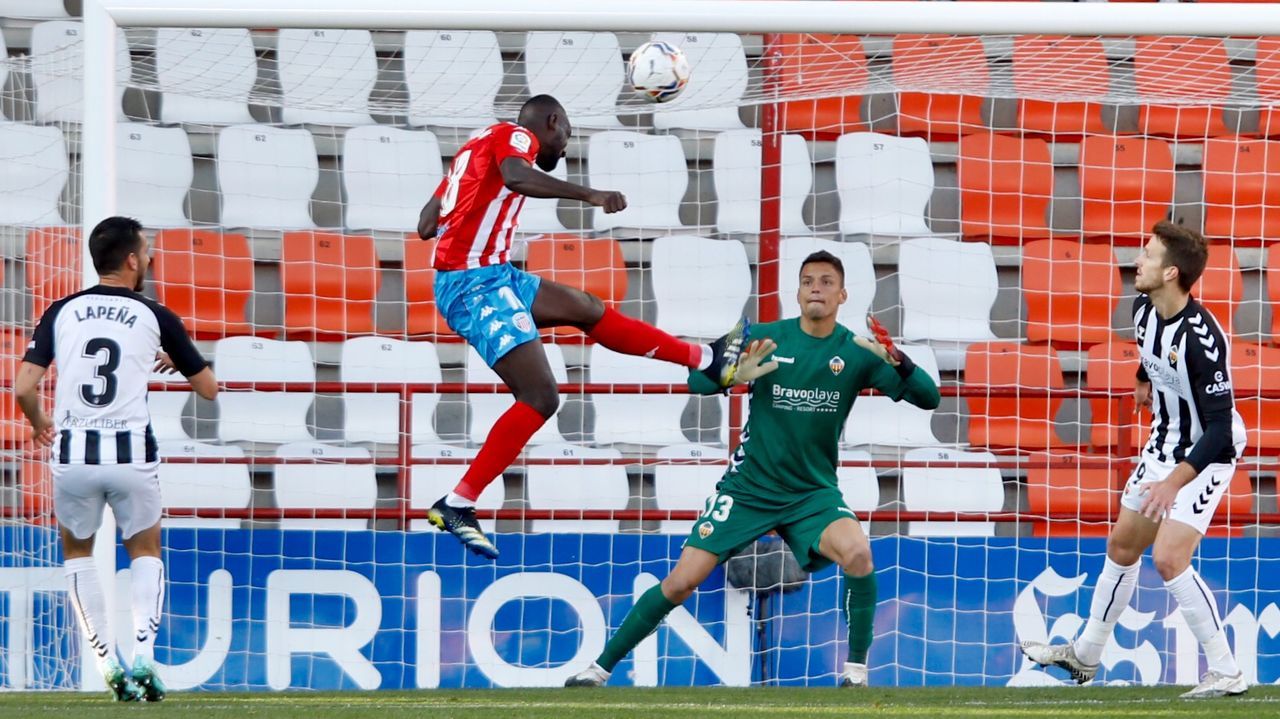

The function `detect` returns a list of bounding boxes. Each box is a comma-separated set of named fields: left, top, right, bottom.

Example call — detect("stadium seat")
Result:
left=653, top=444, right=725, bottom=534
left=341, top=337, right=441, bottom=444
left=591, top=345, right=698, bottom=446
left=1133, top=36, right=1233, bottom=138
left=158, top=441, right=251, bottom=529
left=152, top=229, right=255, bottom=339
left=154, top=28, right=256, bottom=124
left=524, top=32, right=624, bottom=129
left=274, top=442, right=376, bottom=530
left=526, top=443, right=628, bottom=533
left=650, top=32, right=748, bottom=131
left=524, top=234, right=626, bottom=339
left=957, top=132, right=1054, bottom=241
left=965, top=343, right=1070, bottom=450
left=403, top=239, right=450, bottom=338
left=836, top=132, right=934, bottom=237
left=148, top=365, right=191, bottom=442
left=1231, top=341, right=1280, bottom=454
left=1196, top=243, right=1243, bottom=337
left=517, top=161, right=573, bottom=234
left=1201, top=137, right=1280, bottom=242
left=1211, top=470, right=1255, bottom=538
left=1268, top=248, right=1280, bottom=340
left=20, top=459, right=52, bottom=525
left=588, top=131, right=687, bottom=233
left=280, top=231, right=380, bottom=340
left=837, top=450, right=879, bottom=532
left=651, top=235, right=751, bottom=339
left=25, top=227, right=80, bottom=321
left=779, top=237, right=875, bottom=334
left=277, top=28, right=376, bottom=126
left=404, top=30, right=502, bottom=128
left=713, top=130, right=812, bottom=236
left=898, top=237, right=998, bottom=346
left=1078, top=135, right=1175, bottom=240
left=342, top=126, right=443, bottom=233
left=0, top=1, right=69, bottom=17
left=775, top=34, right=867, bottom=138
left=216, top=124, right=318, bottom=230
left=892, top=35, right=988, bottom=139
left=116, top=123, right=192, bottom=228
left=407, top=444, right=499, bottom=533
left=843, top=345, right=942, bottom=447
left=215, top=337, right=315, bottom=444
left=902, top=447, right=1003, bottom=537
left=1022, top=239, right=1120, bottom=349
left=0, top=124, right=68, bottom=226
left=1255, top=39, right=1280, bottom=138
left=30, top=21, right=130, bottom=123
left=1025, top=466, right=1119, bottom=538
left=466, top=344, right=567, bottom=445
left=0, top=329, right=34, bottom=447
left=1085, top=342, right=1151, bottom=452
left=1012, top=36, right=1109, bottom=136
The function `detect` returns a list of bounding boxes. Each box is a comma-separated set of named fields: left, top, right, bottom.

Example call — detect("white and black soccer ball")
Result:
left=627, top=40, right=691, bottom=103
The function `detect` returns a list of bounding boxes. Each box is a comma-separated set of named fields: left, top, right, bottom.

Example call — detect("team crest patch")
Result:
left=1168, top=349, right=1178, bottom=368
left=829, top=356, right=845, bottom=376
left=698, top=521, right=714, bottom=539
left=512, top=312, right=533, bottom=333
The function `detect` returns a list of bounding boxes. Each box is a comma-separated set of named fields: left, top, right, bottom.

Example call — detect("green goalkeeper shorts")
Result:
left=683, top=487, right=855, bottom=573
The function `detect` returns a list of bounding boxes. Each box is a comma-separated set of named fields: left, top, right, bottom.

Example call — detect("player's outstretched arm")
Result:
left=500, top=157, right=627, bottom=212
left=13, top=362, right=53, bottom=447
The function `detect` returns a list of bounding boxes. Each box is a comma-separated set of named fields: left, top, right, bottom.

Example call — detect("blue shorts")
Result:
left=434, top=263, right=542, bottom=367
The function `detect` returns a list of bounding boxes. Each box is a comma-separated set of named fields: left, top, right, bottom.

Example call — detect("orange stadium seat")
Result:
left=1086, top=342, right=1151, bottom=452
left=1012, top=36, right=1109, bottom=137
left=524, top=234, right=626, bottom=340
left=1025, top=467, right=1120, bottom=537
left=965, top=342, right=1070, bottom=450
left=0, top=329, right=34, bottom=448
left=1231, top=341, right=1280, bottom=455
left=958, top=132, right=1054, bottom=242
left=1268, top=248, right=1280, bottom=340
left=1210, top=470, right=1255, bottom=538
left=1133, top=36, right=1233, bottom=139
left=22, top=458, right=53, bottom=526
left=25, top=227, right=79, bottom=322
left=1196, top=244, right=1243, bottom=337
left=775, top=34, right=867, bottom=138
left=280, top=231, right=379, bottom=340
left=1201, top=137, right=1280, bottom=242
left=152, top=229, right=256, bottom=339
left=1022, top=240, right=1120, bottom=349
left=1254, top=38, right=1280, bottom=138
left=892, top=35, right=988, bottom=139
left=403, top=239, right=451, bottom=338
left=1079, top=135, right=1175, bottom=241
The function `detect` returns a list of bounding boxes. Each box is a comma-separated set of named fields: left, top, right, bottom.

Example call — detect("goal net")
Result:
left=3, top=1, right=1279, bottom=691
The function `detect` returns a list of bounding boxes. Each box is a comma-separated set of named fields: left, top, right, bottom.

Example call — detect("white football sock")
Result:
left=445, top=491, right=476, bottom=508
left=130, top=556, right=165, bottom=663
left=1165, top=566, right=1240, bottom=676
left=66, top=557, right=114, bottom=670
left=1073, top=556, right=1140, bottom=666
left=697, top=344, right=713, bottom=371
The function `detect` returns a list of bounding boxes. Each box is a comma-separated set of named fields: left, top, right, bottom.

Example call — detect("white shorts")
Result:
left=1120, top=455, right=1235, bottom=536
left=52, top=462, right=162, bottom=540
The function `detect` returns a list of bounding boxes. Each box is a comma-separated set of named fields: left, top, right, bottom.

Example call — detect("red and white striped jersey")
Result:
left=431, top=122, right=540, bottom=271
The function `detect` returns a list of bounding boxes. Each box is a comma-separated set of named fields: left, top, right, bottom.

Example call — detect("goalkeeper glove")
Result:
left=853, top=315, right=917, bottom=379
left=733, top=339, right=780, bottom=385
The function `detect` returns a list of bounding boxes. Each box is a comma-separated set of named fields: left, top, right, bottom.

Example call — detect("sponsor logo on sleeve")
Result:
left=510, top=130, right=532, bottom=154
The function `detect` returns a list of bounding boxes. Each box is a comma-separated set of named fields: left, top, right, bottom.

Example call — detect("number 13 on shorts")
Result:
left=702, top=493, right=734, bottom=522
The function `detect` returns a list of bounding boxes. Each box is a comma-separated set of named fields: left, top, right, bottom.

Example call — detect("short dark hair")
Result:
left=799, top=250, right=844, bottom=285
left=1153, top=219, right=1208, bottom=293
left=88, top=216, right=144, bottom=275
left=518, top=94, right=565, bottom=125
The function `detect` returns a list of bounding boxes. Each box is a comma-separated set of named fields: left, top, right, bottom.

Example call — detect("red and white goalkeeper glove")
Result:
left=854, top=315, right=916, bottom=377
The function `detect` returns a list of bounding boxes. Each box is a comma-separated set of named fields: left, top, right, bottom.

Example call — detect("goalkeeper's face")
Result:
left=797, top=262, right=846, bottom=321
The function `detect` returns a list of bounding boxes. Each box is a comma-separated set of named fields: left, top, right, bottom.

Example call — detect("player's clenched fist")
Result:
left=590, top=190, right=627, bottom=213
left=733, top=339, right=779, bottom=385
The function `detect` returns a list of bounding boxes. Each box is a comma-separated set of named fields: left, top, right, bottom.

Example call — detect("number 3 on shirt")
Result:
left=440, top=149, right=472, bottom=217
left=702, top=493, right=734, bottom=522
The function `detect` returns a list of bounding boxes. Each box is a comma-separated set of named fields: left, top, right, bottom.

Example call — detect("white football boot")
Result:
left=564, top=662, right=610, bottom=687
left=1180, top=670, right=1248, bottom=699
left=839, top=662, right=868, bottom=687
left=1019, top=641, right=1098, bottom=685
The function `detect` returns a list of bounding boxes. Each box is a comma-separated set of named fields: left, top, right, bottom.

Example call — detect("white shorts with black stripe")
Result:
left=1120, top=452, right=1240, bottom=536
left=52, top=461, right=162, bottom=540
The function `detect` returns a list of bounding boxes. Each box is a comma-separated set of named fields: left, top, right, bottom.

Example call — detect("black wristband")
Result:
left=893, top=350, right=916, bottom=380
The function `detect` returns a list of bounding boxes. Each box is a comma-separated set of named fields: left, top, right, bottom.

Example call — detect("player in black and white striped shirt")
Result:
left=14, top=217, right=217, bottom=702
left=1022, top=221, right=1248, bottom=698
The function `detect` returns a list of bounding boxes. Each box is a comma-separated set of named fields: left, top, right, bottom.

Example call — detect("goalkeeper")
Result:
left=566, top=250, right=941, bottom=688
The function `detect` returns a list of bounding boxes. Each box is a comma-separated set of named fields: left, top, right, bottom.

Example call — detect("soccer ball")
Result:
left=627, top=41, right=690, bottom=103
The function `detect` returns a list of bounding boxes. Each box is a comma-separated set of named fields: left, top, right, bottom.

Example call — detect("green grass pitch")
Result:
left=1, top=686, right=1278, bottom=719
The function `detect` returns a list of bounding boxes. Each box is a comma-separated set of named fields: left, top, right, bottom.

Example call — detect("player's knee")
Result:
left=1105, top=536, right=1144, bottom=567
left=516, top=385, right=559, bottom=419
left=1152, top=549, right=1189, bottom=581
left=840, top=544, right=873, bottom=576
left=660, top=576, right=695, bottom=604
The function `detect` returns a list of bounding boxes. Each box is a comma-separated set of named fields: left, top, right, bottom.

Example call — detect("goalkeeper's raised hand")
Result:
left=854, top=315, right=917, bottom=379
left=733, top=339, right=780, bottom=385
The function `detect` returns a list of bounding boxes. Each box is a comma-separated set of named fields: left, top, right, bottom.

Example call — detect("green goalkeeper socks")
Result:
left=845, top=571, right=877, bottom=664
left=597, top=584, right=679, bottom=672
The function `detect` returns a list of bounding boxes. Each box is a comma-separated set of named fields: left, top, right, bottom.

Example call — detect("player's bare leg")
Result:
left=819, top=517, right=875, bottom=687
left=122, top=524, right=167, bottom=701
left=61, top=527, right=145, bottom=702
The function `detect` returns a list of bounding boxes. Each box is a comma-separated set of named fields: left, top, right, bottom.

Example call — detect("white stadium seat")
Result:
left=155, top=28, right=256, bottom=124
left=517, top=160, right=572, bottom=234
left=653, top=444, right=724, bottom=534
left=0, top=1, right=69, bottom=17
left=0, top=124, right=67, bottom=225
left=407, top=444, right=501, bottom=533
left=843, top=345, right=942, bottom=447
left=341, top=337, right=442, bottom=444
left=589, top=131, right=688, bottom=233
left=116, top=123, right=192, bottom=228
left=30, top=21, right=130, bottom=123
left=901, top=447, right=1003, bottom=537
left=405, top=30, right=502, bottom=128
left=147, top=366, right=191, bottom=442
left=216, top=124, right=318, bottom=230
left=650, top=32, right=748, bottom=131
left=837, top=132, right=934, bottom=237
left=713, top=130, right=812, bottom=236
left=838, top=449, right=879, bottom=533
left=898, top=237, right=998, bottom=344
left=779, top=237, right=875, bottom=335
left=158, top=441, right=251, bottom=529
left=651, top=235, right=750, bottom=339
left=277, top=28, right=376, bottom=126
left=590, top=345, right=693, bottom=446
left=524, top=32, right=624, bottom=129
left=215, top=337, right=315, bottom=444
left=342, top=126, right=444, bottom=232
left=526, top=443, right=628, bottom=533
left=274, top=442, right=376, bottom=530
left=466, top=344, right=566, bottom=445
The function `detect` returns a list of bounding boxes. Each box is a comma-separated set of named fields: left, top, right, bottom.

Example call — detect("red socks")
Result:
left=587, top=307, right=700, bottom=368
left=453, top=401, right=546, bottom=501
